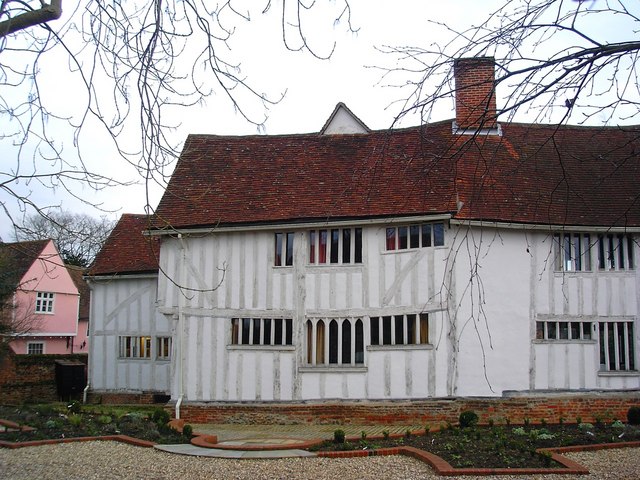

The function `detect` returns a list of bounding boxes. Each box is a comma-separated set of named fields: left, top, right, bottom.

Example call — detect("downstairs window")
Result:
left=306, top=318, right=364, bottom=366
left=231, top=318, right=293, bottom=346
left=599, top=321, right=636, bottom=372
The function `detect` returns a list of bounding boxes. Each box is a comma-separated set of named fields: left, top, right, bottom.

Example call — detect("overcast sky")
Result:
left=0, top=0, right=635, bottom=241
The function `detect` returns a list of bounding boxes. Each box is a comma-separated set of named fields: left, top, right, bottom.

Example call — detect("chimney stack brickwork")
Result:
left=454, top=57, right=497, bottom=130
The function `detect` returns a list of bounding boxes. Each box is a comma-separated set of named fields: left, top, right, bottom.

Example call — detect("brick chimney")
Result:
left=454, top=57, right=497, bottom=130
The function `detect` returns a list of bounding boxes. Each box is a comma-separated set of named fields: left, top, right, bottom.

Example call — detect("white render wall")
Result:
left=151, top=223, right=640, bottom=402
left=157, top=224, right=453, bottom=402
left=89, top=275, right=172, bottom=394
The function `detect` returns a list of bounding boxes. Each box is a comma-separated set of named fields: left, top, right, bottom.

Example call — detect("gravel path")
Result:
left=1, top=441, right=639, bottom=479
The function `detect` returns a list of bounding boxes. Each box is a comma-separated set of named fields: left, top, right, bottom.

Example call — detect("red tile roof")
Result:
left=0, top=240, right=50, bottom=292
left=87, top=214, right=159, bottom=276
left=67, top=266, right=90, bottom=321
left=152, top=121, right=640, bottom=230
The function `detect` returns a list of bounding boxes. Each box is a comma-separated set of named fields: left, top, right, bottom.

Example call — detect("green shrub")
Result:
left=612, top=420, right=625, bottom=430
left=424, top=424, right=430, bottom=434
left=360, top=431, right=367, bottom=441
left=333, top=429, right=345, bottom=444
left=382, top=430, right=389, bottom=440
left=182, top=424, right=193, bottom=438
left=98, top=415, right=112, bottom=425
left=151, top=408, right=171, bottom=426
left=459, top=410, right=479, bottom=429
left=578, top=422, right=594, bottom=432
left=627, top=406, right=640, bottom=425
left=68, top=414, right=83, bottom=427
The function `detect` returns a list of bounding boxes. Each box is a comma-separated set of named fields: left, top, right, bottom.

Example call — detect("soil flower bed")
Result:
left=310, top=421, right=640, bottom=469
left=0, top=403, right=189, bottom=445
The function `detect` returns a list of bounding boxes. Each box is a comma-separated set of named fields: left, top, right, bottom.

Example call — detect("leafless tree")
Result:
left=381, top=0, right=640, bottom=127
left=0, top=0, right=356, bottom=231
left=13, top=210, right=115, bottom=266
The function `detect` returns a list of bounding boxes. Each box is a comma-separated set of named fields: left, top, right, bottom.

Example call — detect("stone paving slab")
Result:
left=155, top=444, right=317, bottom=459
left=158, top=424, right=424, bottom=459
left=190, top=423, right=423, bottom=442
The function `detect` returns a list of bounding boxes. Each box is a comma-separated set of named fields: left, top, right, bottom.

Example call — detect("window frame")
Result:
left=230, top=317, right=294, bottom=347
left=598, top=320, right=636, bottom=372
left=309, top=228, right=362, bottom=265
left=274, top=232, right=295, bottom=267
left=27, top=342, right=44, bottom=354
left=118, top=335, right=152, bottom=359
left=553, top=232, right=636, bottom=272
left=535, top=321, right=593, bottom=341
left=369, top=313, right=430, bottom=347
left=385, top=222, right=445, bottom=252
left=35, top=291, right=55, bottom=314
left=156, top=336, right=172, bottom=360
left=305, top=317, right=365, bottom=367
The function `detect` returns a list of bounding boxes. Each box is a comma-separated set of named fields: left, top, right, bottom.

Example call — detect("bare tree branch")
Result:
left=0, top=0, right=62, bottom=38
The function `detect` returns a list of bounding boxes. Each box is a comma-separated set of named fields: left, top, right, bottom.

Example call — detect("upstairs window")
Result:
left=597, top=234, right=635, bottom=271
left=554, top=233, right=635, bottom=272
left=309, top=228, right=362, bottom=265
left=274, top=232, right=294, bottom=266
left=370, top=314, right=429, bottom=346
left=386, top=222, right=444, bottom=251
left=231, top=318, right=293, bottom=346
left=35, top=292, right=55, bottom=313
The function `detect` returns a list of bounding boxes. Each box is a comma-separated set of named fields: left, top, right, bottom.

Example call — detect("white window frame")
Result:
left=35, top=292, right=55, bottom=314
left=598, top=321, right=636, bottom=372
left=274, top=232, right=294, bottom=267
left=535, top=321, right=593, bottom=341
left=27, top=342, right=44, bottom=354
left=385, top=222, right=445, bottom=252
left=369, top=313, right=430, bottom=346
left=118, top=336, right=152, bottom=359
left=305, top=317, right=365, bottom=366
left=597, top=233, right=635, bottom=271
left=231, top=318, right=293, bottom=346
left=156, top=337, right=172, bottom=360
left=554, top=232, right=636, bottom=272
left=308, top=228, right=363, bottom=265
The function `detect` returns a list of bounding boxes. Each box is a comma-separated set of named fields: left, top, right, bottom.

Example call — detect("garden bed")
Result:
left=310, top=420, right=640, bottom=469
left=0, top=403, right=189, bottom=445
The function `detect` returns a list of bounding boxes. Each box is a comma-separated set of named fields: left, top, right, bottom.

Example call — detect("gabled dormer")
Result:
left=319, top=102, right=370, bottom=135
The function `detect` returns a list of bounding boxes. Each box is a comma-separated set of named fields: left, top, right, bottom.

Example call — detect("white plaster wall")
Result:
left=89, top=276, right=171, bottom=394
left=158, top=224, right=639, bottom=402
left=531, top=231, right=640, bottom=391
left=451, top=227, right=533, bottom=397
left=160, top=225, right=452, bottom=402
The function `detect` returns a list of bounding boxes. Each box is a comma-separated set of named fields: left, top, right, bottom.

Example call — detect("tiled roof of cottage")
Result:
left=152, top=121, right=640, bottom=230
left=0, top=240, right=50, bottom=294
left=67, top=266, right=90, bottom=321
left=87, top=214, right=159, bottom=276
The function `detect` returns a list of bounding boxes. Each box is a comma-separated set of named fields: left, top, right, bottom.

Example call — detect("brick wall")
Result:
left=454, top=57, right=497, bottom=129
left=87, top=392, right=167, bottom=405
left=0, top=350, right=88, bottom=404
left=176, top=393, right=640, bottom=426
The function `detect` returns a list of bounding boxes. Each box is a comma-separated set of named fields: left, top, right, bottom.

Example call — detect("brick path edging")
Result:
left=0, top=434, right=156, bottom=449
left=316, top=441, right=640, bottom=476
